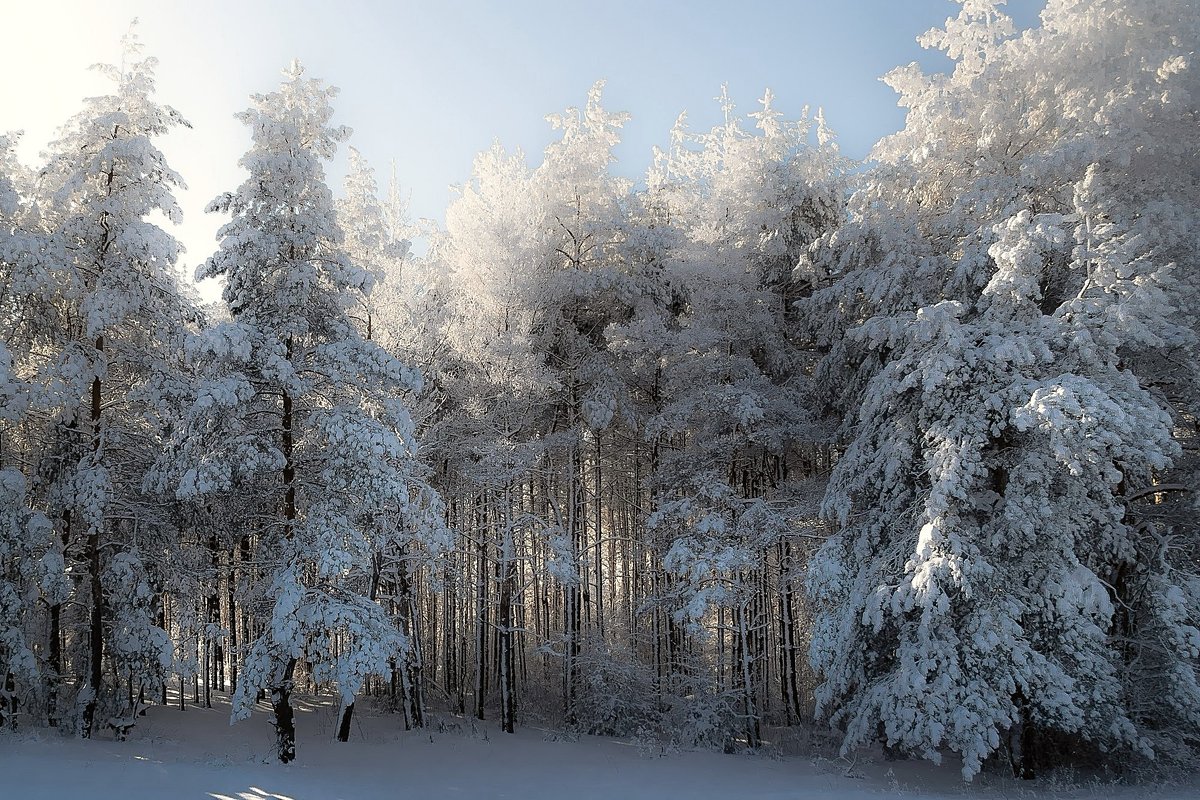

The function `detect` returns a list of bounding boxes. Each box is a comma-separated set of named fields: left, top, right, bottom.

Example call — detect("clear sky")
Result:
left=1, top=0, right=1044, bottom=295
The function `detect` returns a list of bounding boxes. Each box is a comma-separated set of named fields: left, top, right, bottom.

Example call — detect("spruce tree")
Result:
left=170, top=61, right=443, bottom=762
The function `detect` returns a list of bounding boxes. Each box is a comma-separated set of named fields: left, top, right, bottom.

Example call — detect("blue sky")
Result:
left=3, top=0, right=1044, bottom=283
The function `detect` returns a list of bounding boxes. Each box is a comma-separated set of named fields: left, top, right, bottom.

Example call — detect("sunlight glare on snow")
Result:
left=208, top=789, right=296, bottom=800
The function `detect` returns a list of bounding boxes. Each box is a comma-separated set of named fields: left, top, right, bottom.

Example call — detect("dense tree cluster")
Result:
left=0, top=1, right=1196, bottom=780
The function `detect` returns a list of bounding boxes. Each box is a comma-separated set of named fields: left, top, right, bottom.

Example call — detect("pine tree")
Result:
left=0, top=147, right=60, bottom=723
left=170, top=61, right=444, bottom=762
left=26, top=25, right=190, bottom=737
left=805, top=0, right=1200, bottom=778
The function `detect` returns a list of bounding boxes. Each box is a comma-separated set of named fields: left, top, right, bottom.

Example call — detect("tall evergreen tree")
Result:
left=168, top=61, right=444, bottom=762
left=24, top=26, right=190, bottom=737
left=805, top=0, right=1200, bottom=778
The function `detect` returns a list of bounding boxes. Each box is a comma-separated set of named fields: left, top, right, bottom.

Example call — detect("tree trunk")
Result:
left=281, top=345, right=297, bottom=543
left=1009, top=692, right=1034, bottom=779
left=778, top=540, right=802, bottom=724
left=158, top=596, right=168, bottom=706
left=0, top=671, right=15, bottom=729
left=206, top=533, right=221, bottom=700
left=473, top=497, right=488, bottom=721
left=227, top=545, right=238, bottom=694
left=273, top=338, right=299, bottom=762
left=47, top=509, right=70, bottom=728
left=273, top=658, right=298, bottom=763
left=564, top=405, right=583, bottom=720
left=234, top=536, right=251, bottom=694
left=82, top=343, right=105, bottom=738
left=395, top=550, right=424, bottom=729
left=736, top=599, right=760, bottom=748
left=593, top=433, right=604, bottom=644
left=336, top=701, right=354, bottom=742
left=499, top=488, right=516, bottom=734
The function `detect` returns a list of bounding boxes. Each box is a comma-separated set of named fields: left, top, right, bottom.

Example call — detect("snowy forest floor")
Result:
left=1, top=692, right=1196, bottom=800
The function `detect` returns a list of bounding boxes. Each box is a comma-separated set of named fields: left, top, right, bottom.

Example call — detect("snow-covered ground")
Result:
left=1, top=693, right=1194, bottom=800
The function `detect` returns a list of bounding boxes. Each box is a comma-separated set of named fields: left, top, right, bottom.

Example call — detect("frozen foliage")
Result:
left=102, top=550, right=173, bottom=684
left=572, top=638, right=659, bottom=737
left=607, top=89, right=846, bottom=745
left=805, top=0, right=1200, bottom=779
left=1, top=2, right=1196, bottom=783
left=5, top=24, right=193, bottom=735
left=159, top=62, right=446, bottom=757
left=423, top=82, right=639, bottom=729
left=0, top=148, right=48, bottom=689
left=0, top=470, right=56, bottom=705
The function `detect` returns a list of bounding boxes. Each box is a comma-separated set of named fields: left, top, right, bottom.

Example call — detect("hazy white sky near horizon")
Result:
left=1, top=0, right=1043, bottom=298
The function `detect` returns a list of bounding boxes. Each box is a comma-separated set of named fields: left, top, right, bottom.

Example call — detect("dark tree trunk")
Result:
left=233, top=536, right=250, bottom=694
left=273, top=339, right=299, bottom=763
left=336, top=701, right=354, bottom=742
left=227, top=546, right=237, bottom=693
left=593, top=434, right=604, bottom=643
left=47, top=601, right=61, bottom=726
left=499, top=505, right=516, bottom=734
left=207, top=533, right=221, bottom=700
left=273, top=658, right=298, bottom=763
left=564, top=419, right=583, bottom=721
left=735, top=599, right=760, bottom=748
left=156, top=596, right=168, bottom=706
left=281, top=343, right=297, bottom=542
left=473, top=500, right=488, bottom=721
left=82, top=347, right=105, bottom=739
left=47, top=509, right=70, bottom=728
left=778, top=540, right=802, bottom=725
left=0, top=671, right=15, bottom=729
left=1009, top=693, right=1034, bottom=779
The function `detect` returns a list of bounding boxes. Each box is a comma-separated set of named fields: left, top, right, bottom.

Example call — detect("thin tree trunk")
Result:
left=1, top=671, right=15, bottom=729
left=228, top=544, right=238, bottom=694
left=1009, top=691, right=1033, bottom=779
left=158, top=595, right=168, bottom=707
left=499, top=485, right=516, bottom=733
left=47, top=509, right=70, bottom=728
left=737, top=600, right=760, bottom=748
left=399, top=554, right=425, bottom=729
left=82, top=339, right=105, bottom=738
left=778, top=540, right=801, bottom=724
left=473, top=497, right=488, bottom=721
left=206, top=533, right=221, bottom=700
left=594, top=432, right=604, bottom=643
left=564, top=403, right=583, bottom=720
left=273, top=338, right=298, bottom=763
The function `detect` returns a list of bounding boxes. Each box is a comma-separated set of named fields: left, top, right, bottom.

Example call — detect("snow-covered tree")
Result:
left=22, top=26, right=191, bottom=737
left=334, top=147, right=445, bottom=735
left=805, top=0, right=1200, bottom=778
left=168, top=61, right=445, bottom=762
left=606, top=89, right=844, bottom=744
left=426, top=83, right=636, bottom=729
left=0, top=157, right=61, bottom=721
left=337, top=147, right=411, bottom=340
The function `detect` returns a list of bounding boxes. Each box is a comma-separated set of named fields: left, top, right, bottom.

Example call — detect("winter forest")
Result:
left=0, top=0, right=1198, bottom=796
